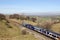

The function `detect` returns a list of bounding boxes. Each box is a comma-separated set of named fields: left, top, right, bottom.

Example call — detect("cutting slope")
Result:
left=0, top=20, right=39, bottom=40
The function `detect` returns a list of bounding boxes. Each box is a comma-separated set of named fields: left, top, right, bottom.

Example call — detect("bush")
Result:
left=9, top=14, right=20, bottom=19
left=21, top=30, right=27, bottom=35
left=31, top=17, right=37, bottom=22
left=0, top=14, right=6, bottom=20
left=6, top=23, right=12, bottom=28
left=44, top=22, right=52, bottom=29
left=39, top=21, right=53, bottom=30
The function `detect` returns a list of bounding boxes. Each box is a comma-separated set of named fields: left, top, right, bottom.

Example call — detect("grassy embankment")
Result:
left=0, top=20, right=39, bottom=40
left=51, top=23, right=60, bottom=33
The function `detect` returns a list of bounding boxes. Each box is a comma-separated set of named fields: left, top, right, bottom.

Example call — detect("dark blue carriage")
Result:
left=23, top=24, right=35, bottom=30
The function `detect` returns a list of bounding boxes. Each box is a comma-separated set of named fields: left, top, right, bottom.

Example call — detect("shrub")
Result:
left=0, top=14, right=6, bottom=20
left=9, top=14, right=20, bottom=19
left=31, top=17, right=37, bottom=22
left=6, top=23, right=12, bottom=28
left=39, top=21, right=53, bottom=30
left=21, top=30, right=27, bottom=35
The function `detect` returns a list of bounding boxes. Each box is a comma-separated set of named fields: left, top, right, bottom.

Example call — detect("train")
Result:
left=22, top=23, right=60, bottom=40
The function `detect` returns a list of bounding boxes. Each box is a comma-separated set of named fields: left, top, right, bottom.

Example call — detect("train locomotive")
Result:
left=22, top=23, right=60, bottom=40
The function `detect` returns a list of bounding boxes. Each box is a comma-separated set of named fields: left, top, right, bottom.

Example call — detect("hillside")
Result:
left=51, top=23, right=60, bottom=33
left=0, top=20, right=39, bottom=40
left=0, top=20, right=20, bottom=38
left=10, top=19, right=60, bottom=34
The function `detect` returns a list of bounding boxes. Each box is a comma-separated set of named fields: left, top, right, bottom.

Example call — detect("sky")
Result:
left=0, top=0, right=60, bottom=15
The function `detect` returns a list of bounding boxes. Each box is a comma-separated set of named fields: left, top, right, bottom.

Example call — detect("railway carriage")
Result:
left=22, top=23, right=60, bottom=40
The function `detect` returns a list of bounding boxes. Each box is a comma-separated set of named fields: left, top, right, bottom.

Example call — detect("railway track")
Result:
left=20, top=26, right=53, bottom=40
left=8, top=19, right=54, bottom=40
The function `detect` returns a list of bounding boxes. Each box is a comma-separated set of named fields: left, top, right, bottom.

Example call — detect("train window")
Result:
left=57, top=36, right=59, bottom=38
left=50, top=34, right=52, bottom=35
left=25, top=25, right=28, bottom=27
left=47, top=32, right=49, bottom=34
left=31, top=26, right=34, bottom=30
left=27, top=25, right=29, bottom=27
left=40, top=29, right=41, bottom=31
left=44, top=31, right=46, bottom=33
left=42, top=30, right=46, bottom=34
left=52, top=35, right=56, bottom=37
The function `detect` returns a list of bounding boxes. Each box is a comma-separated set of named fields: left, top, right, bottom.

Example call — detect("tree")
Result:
left=31, top=17, right=37, bottom=22
left=26, top=16, right=30, bottom=20
left=0, top=14, right=6, bottom=20
left=9, top=14, right=20, bottom=19
left=9, top=15, right=14, bottom=19
left=0, top=14, right=10, bottom=23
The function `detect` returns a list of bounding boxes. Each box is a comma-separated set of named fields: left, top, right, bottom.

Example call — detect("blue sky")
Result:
left=0, top=0, right=60, bottom=15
